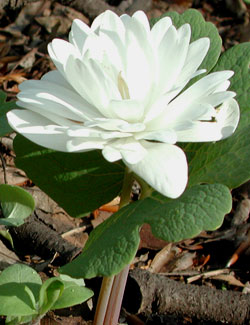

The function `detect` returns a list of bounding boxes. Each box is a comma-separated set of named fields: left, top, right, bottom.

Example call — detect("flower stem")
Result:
left=93, top=168, right=134, bottom=325
left=93, top=276, right=115, bottom=325
left=93, top=169, right=152, bottom=325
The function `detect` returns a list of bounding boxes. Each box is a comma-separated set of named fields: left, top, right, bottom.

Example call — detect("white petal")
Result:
left=41, top=70, right=74, bottom=90
left=157, top=24, right=191, bottom=94
left=146, top=102, right=216, bottom=131
left=98, top=32, right=124, bottom=76
left=80, top=33, right=104, bottom=61
left=135, top=129, right=177, bottom=144
left=64, top=56, right=119, bottom=116
left=91, top=10, right=125, bottom=41
left=102, top=145, right=122, bottom=162
left=68, top=138, right=106, bottom=152
left=132, top=11, right=150, bottom=33
left=85, top=118, right=145, bottom=132
left=176, top=98, right=240, bottom=142
left=17, top=79, right=101, bottom=121
left=7, top=110, right=74, bottom=151
left=48, top=39, right=80, bottom=75
left=102, top=138, right=147, bottom=164
left=151, top=16, right=172, bottom=48
left=123, top=20, right=154, bottom=100
left=157, top=71, right=235, bottom=124
left=109, top=99, right=145, bottom=123
left=67, top=126, right=132, bottom=140
left=144, top=91, right=180, bottom=123
left=198, top=91, right=235, bottom=107
left=7, top=110, right=106, bottom=152
left=69, top=19, right=91, bottom=54
left=125, top=141, right=188, bottom=198
left=175, top=37, right=210, bottom=87
left=172, top=71, right=234, bottom=108
left=16, top=100, right=81, bottom=127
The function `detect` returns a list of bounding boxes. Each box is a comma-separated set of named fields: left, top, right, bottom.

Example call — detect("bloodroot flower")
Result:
left=7, top=10, right=239, bottom=198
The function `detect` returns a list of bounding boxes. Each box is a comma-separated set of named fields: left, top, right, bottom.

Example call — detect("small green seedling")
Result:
left=0, top=264, right=93, bottom=324
left=0, top=184, right=35, bottom=227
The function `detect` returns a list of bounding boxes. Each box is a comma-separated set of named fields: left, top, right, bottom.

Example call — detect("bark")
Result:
left=124, top=268, right=250, bottom=325
left=9, top=211, right=81, bottom=265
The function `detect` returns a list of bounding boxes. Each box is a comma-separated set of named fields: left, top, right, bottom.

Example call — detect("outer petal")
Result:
left=7, top=110, right=73, bottom=151
left=7, top=110, right=106, bottom=152
left=147, top=71, right=235, bottom=130
left=125, top=141, right=188, bottom=198
left=176, top=98, right=240, bottom=142
left=170, top=71, right=234, bottom=111
left=17, top=79, right=101, bottom=122
left=102, top=138, right=147, bottom=164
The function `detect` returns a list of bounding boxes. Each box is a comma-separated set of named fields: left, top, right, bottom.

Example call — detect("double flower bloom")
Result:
left=7, top=10, right=240, bottom=198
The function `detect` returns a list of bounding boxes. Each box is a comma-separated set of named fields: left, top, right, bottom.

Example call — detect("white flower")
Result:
left=7, top=10, right=240, bottom=198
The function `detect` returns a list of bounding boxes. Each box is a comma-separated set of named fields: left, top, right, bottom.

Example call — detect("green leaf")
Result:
left=51, top=274, right=93, bottom=309
left=14, top=135, right=124, bottom=217
left=212, top=42, right=250, bottom=130
left=0, top=184, right=35, bottom=226
left=0, top=91, right=16, bottom=137
left=151, top=9, right=222, bottom=74
left=60, top=184, right=231, bottom=278
left=181, top=43, right=250, bottom=190
left=0, top=264, right=42, bottom=316
left=0, top=283, right=36, bottom=316
left=5, top=315, right=34, bottom=325
left=38, top=278, right=64, bottom=315
left=0, top=229, right=14, bottom=247
left=182, top=125, right=250, bottom=189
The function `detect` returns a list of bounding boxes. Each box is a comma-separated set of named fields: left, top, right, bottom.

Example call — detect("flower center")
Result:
left=117, top=72, right=130, bottom=100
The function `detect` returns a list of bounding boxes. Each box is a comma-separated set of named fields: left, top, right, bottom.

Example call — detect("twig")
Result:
left=125, top=268, right=250, bottom=324
left=61, top=226, right=86, bottom=238
left=0, top=151, right=7, bottom=184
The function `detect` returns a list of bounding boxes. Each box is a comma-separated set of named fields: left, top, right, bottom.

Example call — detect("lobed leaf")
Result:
left=212, top=42, right=250, bottom=130
left=14, top=135, right=124, bottom=218
left=182, top=125, right=250, bottom=189
left=181, top=42, right=250, bottom=189
left=60, top=184, right=232, bottom=278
